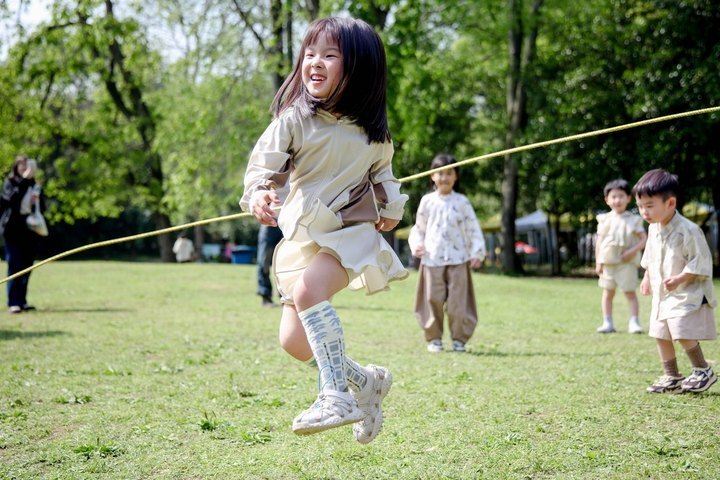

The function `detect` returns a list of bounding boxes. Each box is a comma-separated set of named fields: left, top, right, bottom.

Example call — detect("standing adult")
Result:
left=256, top=224, right=283, bottom=307
left=1, top=155, right=42, bottom=313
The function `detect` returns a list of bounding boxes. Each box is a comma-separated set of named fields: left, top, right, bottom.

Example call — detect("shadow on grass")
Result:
left=0, top=329, right=68, bottom=341
left=466, top=349, right=610, bottom=358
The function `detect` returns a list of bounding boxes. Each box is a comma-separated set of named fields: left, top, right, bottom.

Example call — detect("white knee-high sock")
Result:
left=304, top=353, right=368, bottom=392
left=298, top=301, right=348, bottom=392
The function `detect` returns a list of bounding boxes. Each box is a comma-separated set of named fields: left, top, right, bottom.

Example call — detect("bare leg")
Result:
left=624, top=291, right=639, bottom=317
left=597, top=289, right=616, bottom=332
left=601, top=288, right=615, bottom=317
left=294, top=252, right=348, bottom=310
left=656, top=338, right=676, bottom=362
left=625, top=291, right=643, bottom=333
left=279, top=304, right=313, bottom=362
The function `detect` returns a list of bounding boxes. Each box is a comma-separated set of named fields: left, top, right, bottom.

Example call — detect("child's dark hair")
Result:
left=271, top=16, right=390, bottom=144
left=603, top=178, right=630, bottom=197
left=430, top=153, right=459, bottom=191
left=632, top=168, right=679, bottom=200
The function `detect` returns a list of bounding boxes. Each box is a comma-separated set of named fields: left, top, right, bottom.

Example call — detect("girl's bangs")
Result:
left=302, top=18, right=343, bottom=51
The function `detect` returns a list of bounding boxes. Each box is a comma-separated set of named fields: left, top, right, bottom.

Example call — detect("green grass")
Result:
left=1, top=261, right=719, bottom=479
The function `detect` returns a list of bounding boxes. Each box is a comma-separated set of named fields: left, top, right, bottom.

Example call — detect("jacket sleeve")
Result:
left=239, top=113, right=295, bottom=212
left=369, top=142, right=408, bottom=221
left=462, top=197, right=486, bottom=260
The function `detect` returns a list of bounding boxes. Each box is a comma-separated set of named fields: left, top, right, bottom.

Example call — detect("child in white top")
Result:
left=594, top=179, right=647, bottom=333
left=240, top=17, right=406, bottom=442
left=634, top=169, right=717, bottom=394
left=408, top=154, right=486, bottom=353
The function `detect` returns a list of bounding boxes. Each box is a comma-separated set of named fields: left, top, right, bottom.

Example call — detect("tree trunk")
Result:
left=551, top=214, right=561, bottom=275
left=500, top=0, right=542, bottom=274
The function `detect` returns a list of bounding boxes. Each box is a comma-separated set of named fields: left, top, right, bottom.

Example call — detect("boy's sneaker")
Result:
left=628, top=321, right=643, bottom=334
left=452, top=340, right=466, bottom=353
left=646, top=375, right=685, bottom=393
left=680, top=367, right=717, bottom=393
left=352, top=365, right=393, bottom=444
left=427, top=340, right=443, bottom=353
left=596, top=323, right=616, bottom=334
left=292, top=389, right=364, bottom=435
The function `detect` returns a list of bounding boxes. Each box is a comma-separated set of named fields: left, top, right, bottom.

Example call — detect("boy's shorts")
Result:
left=598, top=263, right=639, bottom=292
left=649, top=305, right=717, bottom=341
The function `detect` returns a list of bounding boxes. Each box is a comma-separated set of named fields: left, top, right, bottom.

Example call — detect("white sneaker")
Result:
left=292, top=389, right=364, bottom=436
left=596, top=323, right=616, bottom=333
left=427, top=339, right=443, bottom=353
left=628, top=319, right=644, bottom=334
left=352, top=365, right=393, bottom=444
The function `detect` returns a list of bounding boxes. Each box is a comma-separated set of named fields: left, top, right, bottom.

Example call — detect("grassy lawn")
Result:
left=1, top=261, right=719, bottom=479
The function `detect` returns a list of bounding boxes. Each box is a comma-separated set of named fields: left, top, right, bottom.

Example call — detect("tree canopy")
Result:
left=1, top=0, right=718, bottom=269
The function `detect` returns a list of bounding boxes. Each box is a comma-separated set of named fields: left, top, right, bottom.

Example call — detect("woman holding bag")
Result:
left=0, top=155, right=43, bottom=313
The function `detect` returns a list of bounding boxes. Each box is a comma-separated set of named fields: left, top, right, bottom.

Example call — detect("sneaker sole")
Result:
left=292, top=409, right=365, bottom=436
left=681, top=373, right=718, bottom=393
left=354, top=367, right=393, bottom=444
left=646, top=386, right=683, bottom=394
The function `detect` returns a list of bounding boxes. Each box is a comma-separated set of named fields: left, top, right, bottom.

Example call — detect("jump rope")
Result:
left=1, top=105, right=718, bottom=286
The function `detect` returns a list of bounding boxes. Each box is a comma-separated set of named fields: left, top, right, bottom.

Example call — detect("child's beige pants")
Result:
left=414, top=262, right=478, bottom=343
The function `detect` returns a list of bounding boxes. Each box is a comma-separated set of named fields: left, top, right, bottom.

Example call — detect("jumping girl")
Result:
left=240, top=17, right=407, bottom=443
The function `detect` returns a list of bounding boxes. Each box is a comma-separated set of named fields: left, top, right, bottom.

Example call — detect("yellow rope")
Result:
left=2, top=105, right=718, bottom=285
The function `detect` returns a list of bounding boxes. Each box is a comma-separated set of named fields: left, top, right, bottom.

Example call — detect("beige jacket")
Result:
left=240, top=107, right=407, bottom=239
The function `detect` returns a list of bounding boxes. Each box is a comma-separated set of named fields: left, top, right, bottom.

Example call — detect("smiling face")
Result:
left=635, top=194, right=676, bottom=226
left=604, top=188, right=631, bottom=214
left=431, top=168, right=457, bottom=195
left=301, top=33, right=343, bottom=100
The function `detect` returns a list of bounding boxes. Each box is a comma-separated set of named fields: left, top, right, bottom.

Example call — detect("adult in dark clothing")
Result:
left=0, top=155, right=41, bottom=313
left=257, top=225, right=283, bottom=307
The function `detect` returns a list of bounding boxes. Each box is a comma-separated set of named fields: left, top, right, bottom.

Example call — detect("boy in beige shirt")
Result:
left=595, top=179, right=647, bottom=333
left=634, top=169, right=717, bottom=393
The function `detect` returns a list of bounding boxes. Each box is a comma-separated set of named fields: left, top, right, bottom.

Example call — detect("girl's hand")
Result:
left=375, top=216, right=399, bottom=232
left=250, top=190, right=280, bottom=226
left=595, top=263, right=603, bottom=276
left=470, top=258, right=482, bottom=269
left=413, top=245, right=425, bottom=257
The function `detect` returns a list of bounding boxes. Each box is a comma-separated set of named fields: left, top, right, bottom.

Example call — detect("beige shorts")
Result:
left=649, top=305, right=717, bottom=341
left=598, top=263, right=639, bottom=292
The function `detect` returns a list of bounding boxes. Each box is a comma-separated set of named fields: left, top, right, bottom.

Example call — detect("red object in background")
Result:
left=514, top=241, right=539, bottom=254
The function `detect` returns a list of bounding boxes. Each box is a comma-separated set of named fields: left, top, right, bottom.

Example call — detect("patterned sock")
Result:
left=662, top=358, right=680, bottom=377
left=345, top=356, right=368, bottom=392
left=302, top=342, right=367, bottom=392
left=298, top=301, right=348, bottom=392
left=684, top=344, right=709, bottom=369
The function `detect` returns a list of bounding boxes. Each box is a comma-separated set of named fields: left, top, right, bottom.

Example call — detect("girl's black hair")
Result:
left=632, top=169, right=679, bottom=200
left=11, top=155, right=29, bottom=179
left=271, top=16, right=390, bottom=144
left=430, top=153, right=459, bottom=192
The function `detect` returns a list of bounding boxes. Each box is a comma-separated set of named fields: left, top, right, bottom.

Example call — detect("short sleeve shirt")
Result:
left=641, top=212, right=717, bottom=321
left=596, top=210, right=645, bottom=265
